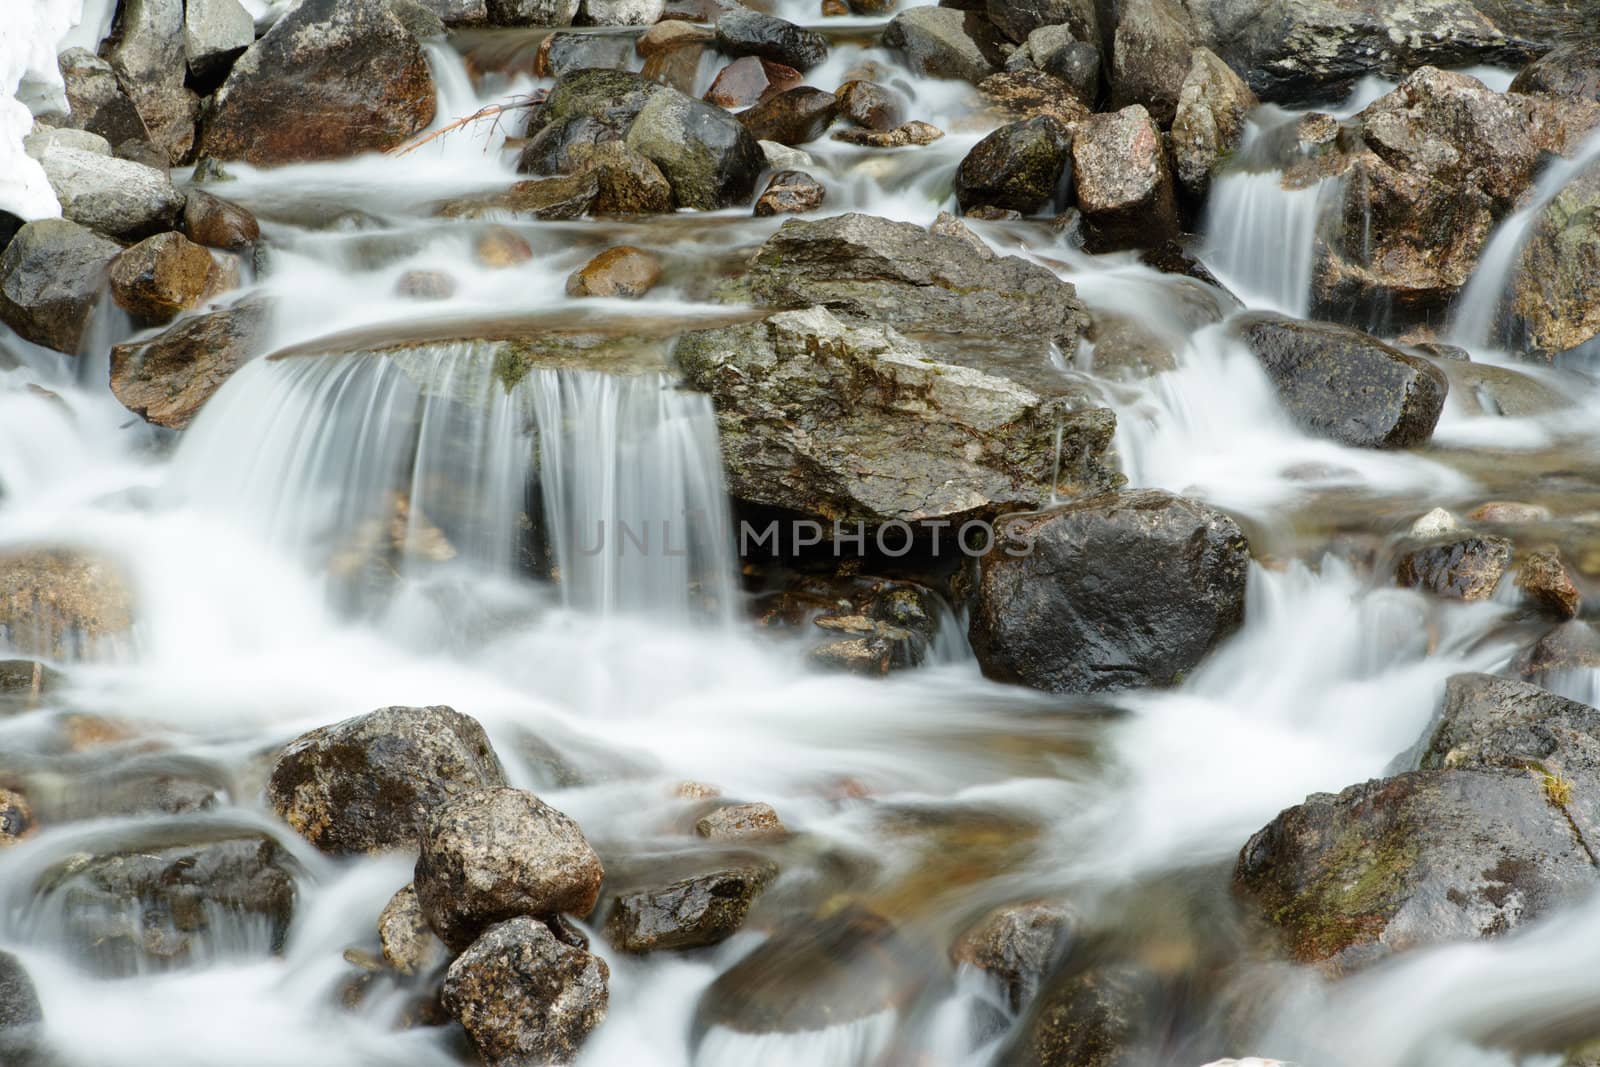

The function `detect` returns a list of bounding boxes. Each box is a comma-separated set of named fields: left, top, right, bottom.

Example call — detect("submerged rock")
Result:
left=0, top=789, right=35, bottom=845
left=414, top=786, right=604, bottom=950
left=1070, top=106, right=1178, bottom=250
left=0, top=219, right=121, bottom=355
left=695, top=801, right=787, bottom=841
left=266, top=705, right=507, bottom=855
left=624, top=89, right=766, bottom=210
left=566, top=245, right=662, bottom=298
left=1235, top=313, right=1448, bottom=449
left=0, top=548, right=134, bottom=660
left=1011, top=963, right=1153, bottom=1067
left=604, top=860, right=777, bottom=952
left=442, top=917, right=609, bottom=1066
left=954, top=115, right=1072, bottom=216
left=968, top=490, right=1250, bottom=694
left=109, top=232, right=230, bottom=325
left=436, top=172, right=600, bottom=220
left=0, top=951, right=42, bottom=1059
left=1394, top=532, right=1512, bottom=601
left=200, top=0, right=436, bottom=164
left=110, top=300, right=267, bottom=429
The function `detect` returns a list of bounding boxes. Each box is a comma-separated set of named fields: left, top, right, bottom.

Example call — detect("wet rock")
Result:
left=832, top=120, right=944, bottom=146
left=535, top=69, right=669, bottom=133
left=754, top=169, right=826, bottom=215
left=675, top=306, right=1113, bottom=526
left=200, top=0, right=437, bottom=164
left=38, top=147, right=183, bottom=240
left=1518, top=549, right=1582, bottom=619
left=181, top=189, right=260, bottom=250
left=977, top=70, right=1089, bottom=126
left=737, top=86, right=839, bottom=145
left=741, top=212, right=1089, bottom=345
left=1511, top=43, right=1600, bottom=102
left=0, top=548, right=134, bottom=660
left=442, top=917, right=609, bottom=1066
left=1109, top=0, right=1196, bottom=125
left=0, top=219, right=121, bottom=356
left=1470, top=501, right=1551, bottom=524
left=1395, top=532, right=1512, bottom=601
left=565, top=245, right=662, bottom=298
left=266, top=705, right=506, bottom=855
left=569, top=140, right=676, bottom=215
left=882, top=6, right=1003, bottom=84
left=1171, top=47, right=1257, bottom=199
left=1519, top=620, right=1600, bottom=679
left=987, top=0, right=1097, bottom=45
left=488, top=0, right=581, bottom=23
left=695, top=801, right=787, bottom=841
left=605, top=861, right=777, bottom=951
left=56, top=48, right=152, bottom=149
left=0, top=659, right=61, bottom=712
left=437, top=171, right=600, bottom=219
left=952, top=900, right=1074, bottom=1012
left=968, top=490, right=1249, bottom=693
left=1011, top=964, right=1151, bottom=1067
left=624, top=89, right=766, bottom=209
left=395, top=269, right=457, bottom=300
left=1235, top=313, right=1448, bottom=448
left=836, top=79, right=905, bottom=131
left=110, top=300, right=267, bottom=429
left=107, top=0, right=200, bottom=163
left=1070, top=105, right=1179, bottom=250
left=954, top=114, right=1071, bottom=215
left=1086, top=312, right=1179, bottom=381
left=704, top=56, right=802, bottom=108
left=583, top=0, right=665, bottom=24
left=1040, top=40, right=1102, bottom=106
left=185, top=0, right=255, bottom=78
left=535, top=31, right=636, bottom=77
left=1233, top=769, right=1600, bottom=972
left=108, top=233, right=229, bottom=325
left=380, top=883, right=446, bottom=976
left=0, top=789, right=35, bottom=845
left=1503, top=159, right=1600, bottom=359
left=415, top=786, right=605, bottom=951
left=517, top=113, right=625, bottom=176
left=714, top=9, right=829, bottom=71
left=37, top=831, right=297, bottom=974
left=1446, top=360, right=1571, bottom=418
left=1417, top=673, right=1600, bottom=776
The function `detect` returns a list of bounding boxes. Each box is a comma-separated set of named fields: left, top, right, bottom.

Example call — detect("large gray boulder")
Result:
left=675, top=306, right=1115, bottom=527
left=37, top=147, right=184, bottom=239
left=184, top=0, right=256, bottom=78
left=882, top=6, right=1004, bottom=85
left=1109, top=0, right=1197, bottom=125
left=200, top=0, right=436, bottom=164
left=1070, top=105, right=1179, bottom=249
left=967, top=490, right=1250, bottom=693
left=0, top=219, right=121, bottom=355
left=107, top=0, right=199, bottom=163
left=266, top=705, right=507, bottom=855
left=624, top=89, right=765, bottom=210
left=1235, top=313, right=1448, bottom=448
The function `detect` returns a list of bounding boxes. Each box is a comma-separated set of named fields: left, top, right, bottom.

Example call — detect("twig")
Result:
left=388, top=91, right=548, bottom=157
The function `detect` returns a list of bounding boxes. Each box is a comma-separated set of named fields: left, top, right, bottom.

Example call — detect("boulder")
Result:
left=200, top=0, right=437, bottom=164
left=266, top=705, right=507, bottom=855
left=714, top=10, right=829, bottom=71
left=675, top=306, right=1114, bottom=526
left=1518, top=620, right=1600, bottom=680
left=1170, top=47, right=1257, bottom=199
left=109, top=232, right=229, bottom=325
left=35, top=831, right=297, bottom=975
left=1010, top=964, right=1153, bottom=1067
left=1233, top=769, right=1600, bottom=972
left=1503, top=159, right=1600, bottom=359
left=535, top=68, right=669, bottom=133
left=741, top=212, right=1090, bottom=345
left=1519, top=549, right=1582, bottom=619
left=1234, top=313, right=1449, bottom=448
left=487, top=0, right=581, bottom=23
left=604, top=861, right=777, bottom=951
left=1510, top=42, right=1600, bottom=102
left=517, top=113, right=625, bottom=176
left=0, top=548, right=134, bottom=660
left=882, top=6, right=1003, bottom=84
left=24, top=126, right=111, bottom=157
left=0, top=219, right=121, bottom=355
left=1069, top=105, right=1179, bottom=249
left=184, top=0, right=255, bottom=79
left=568, top=140, right=675, bottom=215
left=736, top=87, right=839, bottom=145
left=1109, top=0, right=1197, bottom=125
left=582, top=0, right=665, bottom=24
left=107, top=0, right=199, bottom=163
left=952, top=900, right=1074, bottom=1012
left=1039, top=39, right=1101, bottom=106
left=837, top=79, right=906, bottom=131
left=109, top=301, right=266, bottom=429
left=704, top=56, right=802, bottom=108
left=37, top=147, right=183, bottom=239
left=986, top=0, right=1097, bottom=45
left=535, top=31, right=636, bottom=77
left=56, top=48, right=151, bottom=149
left=379, top=883, right=446, bottom=976
left=181, top=189, right=261, bottom=250
left=754, top=169, right=826, bottom=215
left=968, top=490, right=1249, bottom=693
left=695, top=801, right=787, bottom=841
left=442, top=917, right=609, bottom=1066
left=1394, top=532, right=1512, bottom=601
left=954, top=115, right=1071, bottom=215
left=565, top=245, right=662, bottom=298
left=414, top=787, right=605, bottom=950
left=624, top=89, right=766, bottom=209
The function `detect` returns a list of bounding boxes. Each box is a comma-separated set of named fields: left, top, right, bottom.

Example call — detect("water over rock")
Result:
left=1504, top=159, right=1600, bottom=359
left=0, top=951, right=42, bottom=1062
left=0, top=548, right=134, bottom=660
left=266, top=705, right=507, bottom=855
left=952, top=900, right=1075, bottom=1013
left=954, top=115, right=1072, bottom=216
left=0, top=219, right=121, bottom=356
left=695, top=801, right=787, bottom=841
left=566, top=245, right=662, bottom=298
left=704, top=55, right=802, bottom=109
left=110, top=300, right=267, bottom=429
left=967, top=490, right=1250, bottom=694
left=602, top=857, right=777, bottom=952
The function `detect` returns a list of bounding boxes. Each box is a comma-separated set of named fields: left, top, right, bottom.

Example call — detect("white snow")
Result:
left=2, top=0, right=108, bottom=222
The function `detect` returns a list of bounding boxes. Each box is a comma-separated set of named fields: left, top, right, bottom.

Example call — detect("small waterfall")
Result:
left=166, top=342, right=737, bottom=621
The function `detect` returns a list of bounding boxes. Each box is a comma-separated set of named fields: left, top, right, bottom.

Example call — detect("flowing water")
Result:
left=8, top=11, right=1600, bottom=1067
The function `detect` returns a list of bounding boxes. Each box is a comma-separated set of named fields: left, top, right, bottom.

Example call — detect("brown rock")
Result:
left=1518, top=620, right=1600, bottom=677
left=437, top=172, right=600, bottom=220
left=695, top=801, right=787, bottom=841
left=977, top=69, right=1090, bottom=124
left=1518, top=548, right=1581, bottom=619
left=604, top=861, right=776, bottom=952
left=565, top=246, right=662, bottom=298
left=1510, top=42, right=1600, bottom=103
left=640, top=40, right=705, bottom=93
left=181, top=189, right=260, bottom=250
left=704, top=56, right=802, bottom=109
left=737, top=86, right=839, bottom=145
left=474, top=226, right=534, bottom=267
left=754, top=169, right=826, bottom=216
left=109, top=232, right=228, bottom=324
left=836, top=80, right=905, bottom=131
left=1395, top=533, right=1513, bottom=601
left=379, top=884, right=445, bottom=976
left=1469, top=501, right=1551, bottom=524
left=0, top=219, right=121, bottom=356
left=1070, top=105, right=1178, bottom=249
left=821, top=0, right=847, bottom=15
left=1170, top=46, right=1257, bottom=199
left=109, top=301, right=266, bottom=429
left=637, top=20, right=714, bottom=56
left=1109, top=0, right=1195, bottom=125
left=831, top=120, right=943, bottom=147
left=0, top=549, right=134, bottom=660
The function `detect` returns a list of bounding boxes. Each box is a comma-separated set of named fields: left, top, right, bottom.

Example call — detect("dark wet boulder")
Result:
left=110, top=300, right=267, bottom=429
left=534, top=68, right=669, bottom=134
left=181, top=189, right=260, bottom=250
left=1502, top=159, right=1600, bottom=359
left=414, top=786, right=604, bottom=951
left=442, top=917, right=609, bottom=1066
left=736, top=87, right=839, bottom=146
left=0, top=548, right=134, bottom=660
left=1511, top=42, right=1600, bottom=102
left=968, top=490, right=1249, bottom=694
left=1394, top=533, right=1512, bottom=601
left=1233, top=769, right=1600, bottom=973
left=754, top=169, right=826, bottom=215
left=109, top=232, right=230, bottom=326
left=624, top=89, right=766, bottom=209
left=266, top=705, right=507, bottom=855
left=1170, top=46, right=1257, bottom=199
left=952, top=900, right=1075, bottom=1013
left=37, top=148, right=184, bottom=240
left=675, top=306, right=1114, bottom=527
left=566, top=140, right=675, bottom=215
left=200, top=0, right=436, bottom=164
left=0, top=219, right=121, bottom=356
left=836, top=80, right=906, bottom=131
left=1070, top=105, right=1179, bottom=250
left=517, top=114, right=622, bottom=176
left=1109, top=0, right=1197, bottom=125
left=1235, top=313, right=1449, bottom=448
left=954, top=115, right=1071, bottom=215
left=33, top=830, right=298, bottom=975
left=535, top=30, right=635, bottom=77
left=715, top=9, right=828, bottom=71
left=882, top=6, right=1004, bottom=84
left=604, top=859, right=777, bottom=952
